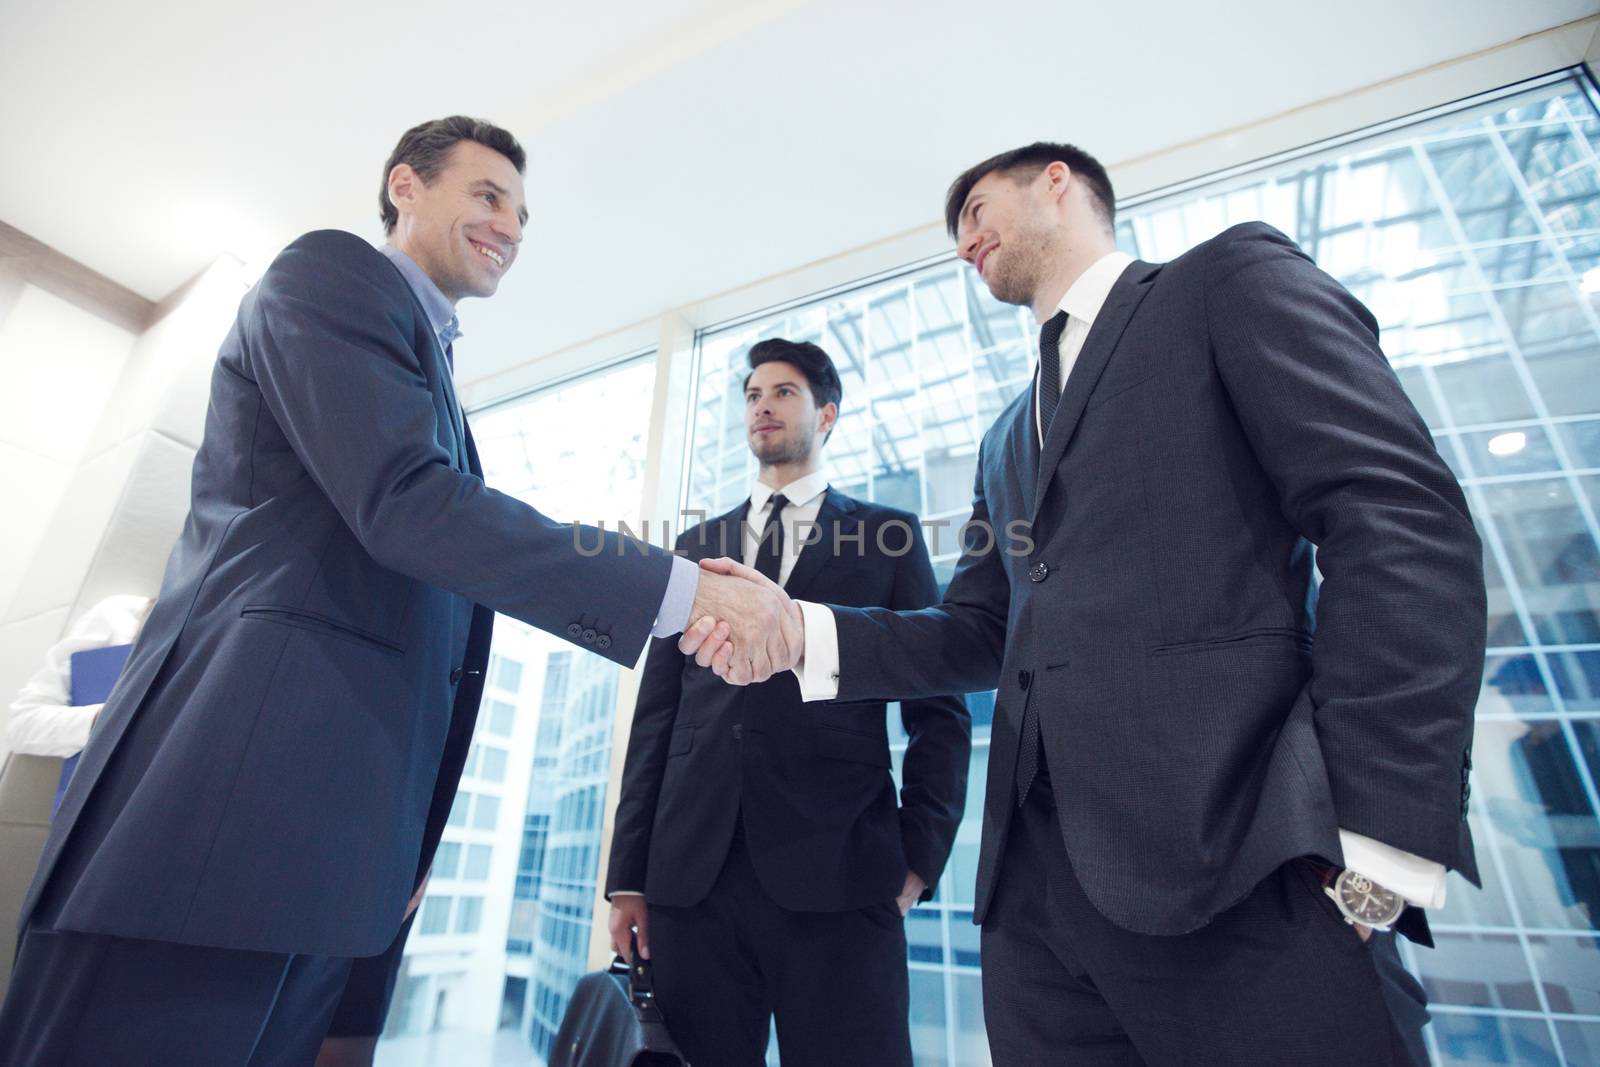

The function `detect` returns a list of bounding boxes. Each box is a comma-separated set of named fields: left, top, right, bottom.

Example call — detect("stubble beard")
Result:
left=753, top=425, right=816, bottom=468
left=985, top=215, right=1055, bottom=308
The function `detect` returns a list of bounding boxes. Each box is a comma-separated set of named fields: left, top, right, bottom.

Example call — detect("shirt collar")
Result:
left=1053, top=250, right=1135, bottom=327
left=380, top=244, right=461, bottom=347
left=750, top=469, right=830, bottom=514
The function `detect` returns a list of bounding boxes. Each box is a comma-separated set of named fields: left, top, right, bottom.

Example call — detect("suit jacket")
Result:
left=606, top=490, right=971, bottom=912
left=21, top=230, right=676, bottom=957
left=829, top=223, right=1486, bottom=936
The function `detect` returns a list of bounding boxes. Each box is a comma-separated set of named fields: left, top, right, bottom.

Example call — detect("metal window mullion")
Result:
left=1414, top=140, right=1588, bottom=1064
left=1412, top=139, right=1600, bottom=713
left=1477, top=123, right=1600, bottom=828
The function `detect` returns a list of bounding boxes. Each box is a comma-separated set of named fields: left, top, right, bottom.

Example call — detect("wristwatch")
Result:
left=1317, top=865, right=1405, bottom=932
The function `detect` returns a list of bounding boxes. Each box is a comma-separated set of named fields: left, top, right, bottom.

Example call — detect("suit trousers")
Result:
left=0, top=921, right=353, bottom=1066
left=980, top=780, right=1419, bottom=1066
left=645, top=825, right=912, bottom=1067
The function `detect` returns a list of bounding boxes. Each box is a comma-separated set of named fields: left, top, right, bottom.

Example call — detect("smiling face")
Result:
left=387, top=140, right=527, bottom=303
left=953, top=166, right=1065, bottom=308
left=744, top=360, right=835, bottom=468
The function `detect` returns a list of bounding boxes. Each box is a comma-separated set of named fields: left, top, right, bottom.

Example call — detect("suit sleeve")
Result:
left=830, top=439, right=1010, bottom=701
left=1205, top=225, right=1485, bottom=872
left=602, top=533, right=694, bottom=898
left=241, top=232, right=672, bottom=665
left=888, top=516, right=973, bottom=901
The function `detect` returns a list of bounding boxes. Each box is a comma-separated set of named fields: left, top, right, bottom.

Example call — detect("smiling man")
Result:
left=606, top=339, right=970, bottom=1067
left=0, top=116, right=796, bottom=1065
left=687, top=142, right=1484, bottom=1065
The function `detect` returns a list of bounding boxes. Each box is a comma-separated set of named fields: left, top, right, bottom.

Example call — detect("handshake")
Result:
left=679, top=558, right=806, bottom=684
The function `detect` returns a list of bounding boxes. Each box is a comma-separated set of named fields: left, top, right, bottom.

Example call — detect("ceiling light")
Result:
left=1487, top=431, right=1527, bottom=457
left=1581, top=267, right=1600, bottom=294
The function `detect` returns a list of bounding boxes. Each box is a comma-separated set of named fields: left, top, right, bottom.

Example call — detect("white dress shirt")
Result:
left=611, top=469, right=830, bottom=901
left=741, top=469, right=831, bottom=588
left=7, top=595, right=153, bottom=758
left=793, top=251, right=1447, bottom=909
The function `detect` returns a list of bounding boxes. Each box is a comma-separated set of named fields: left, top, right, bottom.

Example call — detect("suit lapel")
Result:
left=1004, top=379, right=1039, bottom=517
left=383, top=255, right=468, bottom=470
left=463, top=420, right=482, bottom=478
left=435, top=343, right=468, bottom=469
left=783, top=488, right=856, bottom=600
left=1032, top=262, right=1157, bottom=520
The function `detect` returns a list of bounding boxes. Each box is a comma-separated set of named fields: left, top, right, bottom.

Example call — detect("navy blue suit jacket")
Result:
left=22, top=231, right=675, bottom=957
left=606, top=491, right=971, bottom=912
left=829, top=224, right=1485, bottom=936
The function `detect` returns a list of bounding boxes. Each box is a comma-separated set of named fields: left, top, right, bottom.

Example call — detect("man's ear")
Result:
left=1043, top=160, right=1073, bottom=207
left=818, top=401, right=839, bottom=437
left=387, top=163, right=420, bottom=219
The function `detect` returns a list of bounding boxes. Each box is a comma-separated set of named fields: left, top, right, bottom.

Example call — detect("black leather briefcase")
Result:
left=549, top=939, right=688, bottom=1067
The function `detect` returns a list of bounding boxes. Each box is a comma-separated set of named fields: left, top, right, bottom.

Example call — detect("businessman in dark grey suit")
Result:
left=0, top=116, right=797, bottom=1065
left=606, top=339, right=971, bottom=1067
left=687, top=142, right=1484, bottom=1065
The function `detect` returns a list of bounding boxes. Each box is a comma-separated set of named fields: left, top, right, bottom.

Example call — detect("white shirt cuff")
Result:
left=793, top=601, right=840, bottom=702
left=609, top=890, right=643, bottom=897
left=1339, top=829, right=1448, bottom=909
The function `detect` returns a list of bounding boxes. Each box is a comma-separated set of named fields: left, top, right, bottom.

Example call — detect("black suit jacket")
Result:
left=828, top=223, right=1486, bottom=936
left=23, top=231, right=675, bottom=957
left=606, top=489, right=971, bottom=912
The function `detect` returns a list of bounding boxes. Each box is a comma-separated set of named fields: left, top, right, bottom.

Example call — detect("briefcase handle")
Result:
left=609, top=931, right=664, bottom=1020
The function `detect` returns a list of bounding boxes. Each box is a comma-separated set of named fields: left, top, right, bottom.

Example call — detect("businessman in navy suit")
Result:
left=0, top=116, right=798, bottom=1065
left=687, top=142, right=1483, bottom=1064
left=606, top=340, right=971, bottom=1066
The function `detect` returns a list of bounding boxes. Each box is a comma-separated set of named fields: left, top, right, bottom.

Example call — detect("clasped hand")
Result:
left=679, top=558, right=805, bottom=684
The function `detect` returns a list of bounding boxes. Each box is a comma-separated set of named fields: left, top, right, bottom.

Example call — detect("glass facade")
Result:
left=684, top=72, right=1600, bottom=1066
left=377, top=356, right=656, bottom=1067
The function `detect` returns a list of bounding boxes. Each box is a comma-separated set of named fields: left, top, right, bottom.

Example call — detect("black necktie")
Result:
left=754, top=494, right=789, bottom=586
left=1036, top=310, right=1069, bottom=440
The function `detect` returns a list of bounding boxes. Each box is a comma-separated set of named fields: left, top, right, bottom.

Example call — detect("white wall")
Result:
left=0, top=286, right=136, bottom=746
left=0, top=258, right=248, bottom=762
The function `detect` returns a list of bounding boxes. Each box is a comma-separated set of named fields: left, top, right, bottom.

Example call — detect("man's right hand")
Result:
left=609, top=895, right=649, bottom=963
left=682, top=558, right=803, bottom=685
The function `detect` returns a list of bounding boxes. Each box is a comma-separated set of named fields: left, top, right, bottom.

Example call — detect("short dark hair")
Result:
left=744, top=338, right=843, bottom=431
left=380, top=116, right=526, bottom=234
left=943, top=142, right=1115, bottom=239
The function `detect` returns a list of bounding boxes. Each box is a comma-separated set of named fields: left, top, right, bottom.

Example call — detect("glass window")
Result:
left=464, top=844, right=492, bottom=881
left=455, top=896, right=483, bottom=935
left=479, top=746, right=508, bottom=783
left=471, top=795, right=500, bottom=832
left=485, top=700, right=516, bottom=738
left=418, top=896, right=451, bottom=936
left=433, top=841, right=462, bottom=880
left=489, top=656, right=522, bottom=693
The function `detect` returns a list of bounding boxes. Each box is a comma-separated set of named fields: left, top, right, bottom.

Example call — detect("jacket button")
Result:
left=1018, top=670, right=1031, bottom=690
left=566, top=623, right=582, bottom=638
left=581, top=628, right=597, bottom=644
left=1029, top=561, right=1049, bottom=583
left=596, top=634, right=612, bottom=650
left=450, top=667, right=464, bottom=684
left=732, top=724, right=743, bottom=740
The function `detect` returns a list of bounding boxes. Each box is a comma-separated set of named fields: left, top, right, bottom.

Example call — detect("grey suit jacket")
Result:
left=22, top=230, right=675, bottom=956
left=830, top=223, right=1485, bottom=936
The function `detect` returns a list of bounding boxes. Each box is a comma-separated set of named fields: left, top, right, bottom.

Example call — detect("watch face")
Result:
left=1335, top=871, right=1404, bottom=927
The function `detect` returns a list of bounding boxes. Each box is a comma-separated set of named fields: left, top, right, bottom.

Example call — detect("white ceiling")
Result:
left=1, top=0, right=1593, bottom=382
